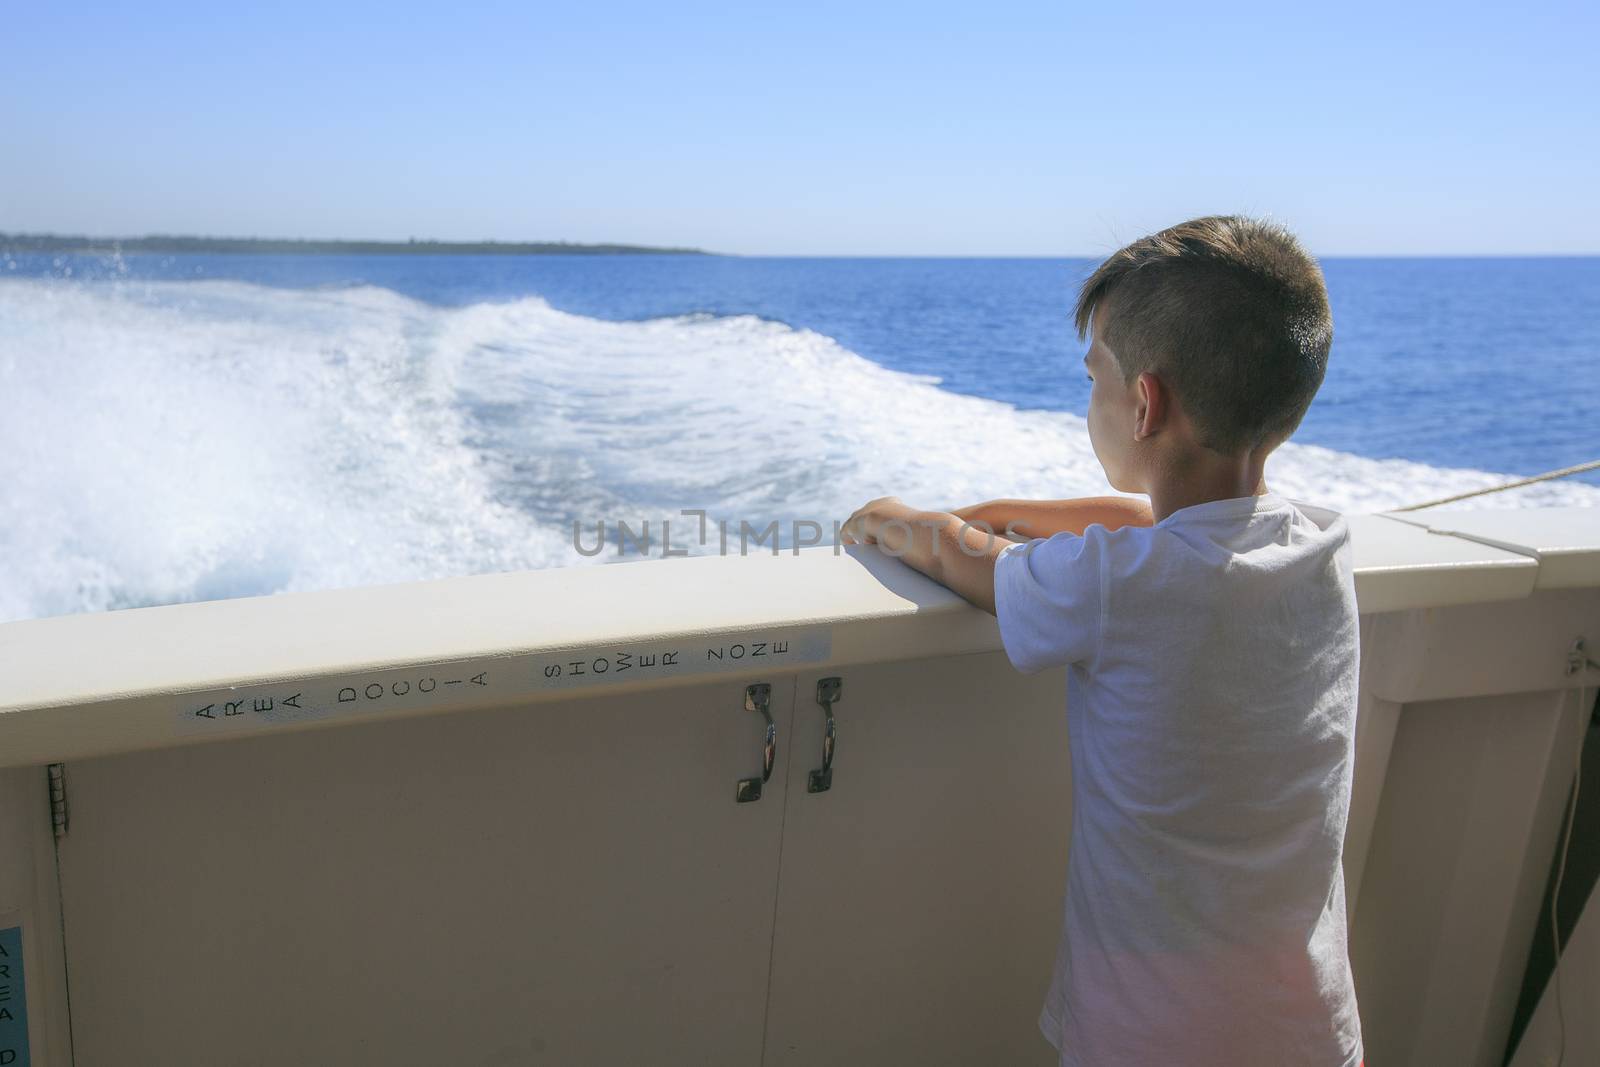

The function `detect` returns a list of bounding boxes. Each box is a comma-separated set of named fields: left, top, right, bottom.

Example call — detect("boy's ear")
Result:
left=1134, top=370, right=1167, bottom=440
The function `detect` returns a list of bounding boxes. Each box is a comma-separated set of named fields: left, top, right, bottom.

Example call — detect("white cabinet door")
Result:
left=56, top=676, right=795, bottom=1066
left=762, top=652, right=1072, bottom=1066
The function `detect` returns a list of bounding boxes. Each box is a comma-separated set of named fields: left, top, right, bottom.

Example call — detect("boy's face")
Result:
left=1083, top=304, right=1143, bottom=493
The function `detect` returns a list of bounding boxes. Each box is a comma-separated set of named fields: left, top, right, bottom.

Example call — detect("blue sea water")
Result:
left=1, top=252, right=1597, bottom=622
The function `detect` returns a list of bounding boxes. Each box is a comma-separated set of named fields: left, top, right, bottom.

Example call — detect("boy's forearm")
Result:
left=871, top=508, right=1006, bottom=615
left=962, top=495, right=1154, bottom=540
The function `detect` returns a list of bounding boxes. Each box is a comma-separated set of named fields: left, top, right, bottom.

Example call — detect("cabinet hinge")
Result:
left=47, top=763, right=68, bottom=839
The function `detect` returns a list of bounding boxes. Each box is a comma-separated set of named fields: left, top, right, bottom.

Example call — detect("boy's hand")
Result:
left=839, top=494, right=1006, bottom=615
left=840, top=495, right=912, bottom=546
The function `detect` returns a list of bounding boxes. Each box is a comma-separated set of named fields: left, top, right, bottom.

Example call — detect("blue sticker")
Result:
left=0, top=925, right=28, bottom=1067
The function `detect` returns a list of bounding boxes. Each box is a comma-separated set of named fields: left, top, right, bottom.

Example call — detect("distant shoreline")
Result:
left=0, top=233, right=713, bottom=256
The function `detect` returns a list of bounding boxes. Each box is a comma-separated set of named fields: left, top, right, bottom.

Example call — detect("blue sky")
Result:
left=3, top=1, right=1596, bottom=255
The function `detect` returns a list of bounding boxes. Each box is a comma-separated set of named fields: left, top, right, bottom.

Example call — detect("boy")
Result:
left=842, top=215, right=1364, bottom=1066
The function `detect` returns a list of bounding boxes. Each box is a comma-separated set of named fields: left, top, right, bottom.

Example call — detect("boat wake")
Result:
left=2, top=277, right=1595, bottom=622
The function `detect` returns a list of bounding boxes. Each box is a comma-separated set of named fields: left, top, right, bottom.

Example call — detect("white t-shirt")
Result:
left=993, top=491, right=1364, bottom=1067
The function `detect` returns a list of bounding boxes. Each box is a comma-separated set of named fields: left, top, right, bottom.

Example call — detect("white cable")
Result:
left=1548, top=674, right=1591, bottom=1067
left=1392, top=457, right=1600, bottom=513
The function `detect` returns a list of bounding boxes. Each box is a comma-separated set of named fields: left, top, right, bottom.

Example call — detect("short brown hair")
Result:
left=1073, top=215, right=1333, bottom=455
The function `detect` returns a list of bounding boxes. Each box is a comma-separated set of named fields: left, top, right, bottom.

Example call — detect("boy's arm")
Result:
left=841, top=497, right=1009, bottom=615
left=952, top=495, right=1154, bottom=540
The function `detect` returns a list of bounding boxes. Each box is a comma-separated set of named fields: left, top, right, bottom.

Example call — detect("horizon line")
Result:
left=3, top=230, right=1598, bottom=260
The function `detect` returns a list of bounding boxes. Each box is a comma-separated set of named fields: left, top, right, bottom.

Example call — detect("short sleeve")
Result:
left=993, top=527, right=1105, bottom=674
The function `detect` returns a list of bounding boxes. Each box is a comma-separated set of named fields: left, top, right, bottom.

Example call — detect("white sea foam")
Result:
left=1, top=277, right=1594, bottom=623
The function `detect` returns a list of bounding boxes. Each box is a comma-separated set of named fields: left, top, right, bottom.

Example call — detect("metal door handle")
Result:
left=736, top=683, right=775, bottom=803
left=809, top=677, right=841, bottom=793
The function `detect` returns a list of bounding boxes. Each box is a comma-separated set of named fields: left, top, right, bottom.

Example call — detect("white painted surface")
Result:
left=1387, top=507, right=1600, bottom=590
left=1349, top=688, right=1584, bottom=1067
left=763, top=655, right=1068, bottom=1066
left=55, top=677, right=795, bottom=1066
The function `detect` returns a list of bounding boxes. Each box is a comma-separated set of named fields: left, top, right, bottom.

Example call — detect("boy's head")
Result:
left=1073, top=215, right=1332, bottom=492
